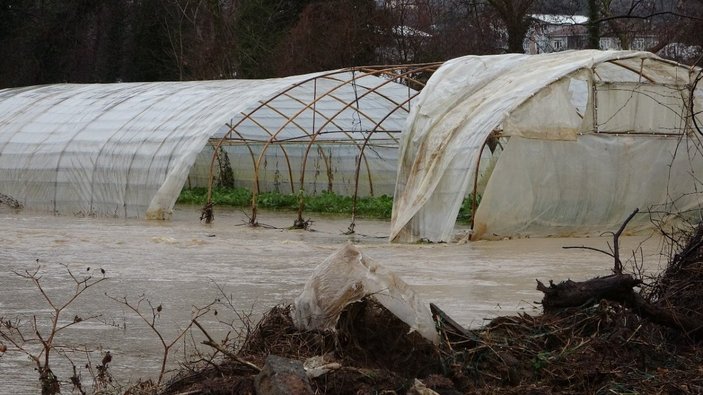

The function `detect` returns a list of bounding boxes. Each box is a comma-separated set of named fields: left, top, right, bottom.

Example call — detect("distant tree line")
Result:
left=0, top=0, right=700, bottom=88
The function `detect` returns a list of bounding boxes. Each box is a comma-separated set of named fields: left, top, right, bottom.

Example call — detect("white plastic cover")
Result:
left=595, top=82, right=688, bottom=133
left=391, top=50, right=701, bottom=242
left=473, top=134, right=703, bottom=239
left=0, top=72, right=413, bottom=218
left=503, top=76, right=584, bottom=141
left=186, top=141, right=400, bottom=197
left=293, top=244, right=439, bottom=344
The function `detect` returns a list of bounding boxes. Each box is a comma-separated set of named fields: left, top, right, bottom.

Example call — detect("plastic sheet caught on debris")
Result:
left=293, top=244, right=439, bottom=344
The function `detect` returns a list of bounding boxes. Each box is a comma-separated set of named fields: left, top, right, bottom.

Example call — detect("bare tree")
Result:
left=157, top=0, right=239, bottom=80
left=273, top=0, right=379, bottom=75
left=429, top=0, right=504, bottom=57
left=105, top=293, right=215, bottom=388
left=374, top=0, right=437, bottom=64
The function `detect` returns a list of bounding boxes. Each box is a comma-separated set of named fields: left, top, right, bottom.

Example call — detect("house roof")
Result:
left=531, top=14, right=589, bottom=25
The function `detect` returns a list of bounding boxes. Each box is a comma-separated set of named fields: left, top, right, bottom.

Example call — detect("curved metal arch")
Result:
left=291, top=67, right=436, bottom=224
left=209, top=62, right=440, bottom=163
left=204, top=62, right=443, bottom=226
left=205, top=125, right=259, bottom=200
left=254, top=68, right=421, bottom=223
left=347, top=90, right=426, bottom=233
left=300, top=64, right=439, bottom=190
left=279, top=92, right=351, bottom=132
left=220, top=72, right=370, bottom=224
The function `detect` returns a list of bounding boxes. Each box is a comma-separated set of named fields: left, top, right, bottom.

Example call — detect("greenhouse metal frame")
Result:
left=203, top=63, right=442, bottom=230
left=391, top=50, right=703, bottom=242
left=0, top=63, right=441, bottom=228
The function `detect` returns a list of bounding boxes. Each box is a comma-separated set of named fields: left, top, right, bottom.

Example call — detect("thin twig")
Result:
left=192, top=319, right=261, bottom=372
left=563, top=209, right=640, bottom=274
left=613, top=208, right=640, bottom=274
left=562, top=246, right=615, bottom=257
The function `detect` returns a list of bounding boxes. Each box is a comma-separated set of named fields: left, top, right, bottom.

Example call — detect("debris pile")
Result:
left=157, top=234, right=703, bottom=394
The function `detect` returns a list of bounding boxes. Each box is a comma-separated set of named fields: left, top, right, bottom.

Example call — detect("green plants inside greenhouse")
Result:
left=178, top=187, right=476, bottom=221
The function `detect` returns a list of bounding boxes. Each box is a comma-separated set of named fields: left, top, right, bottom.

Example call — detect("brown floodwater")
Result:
left=0, top=205, right=670, bottom=393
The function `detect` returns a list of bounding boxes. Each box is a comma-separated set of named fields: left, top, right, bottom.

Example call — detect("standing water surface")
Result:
left=0, top=205, right=667, bottom=393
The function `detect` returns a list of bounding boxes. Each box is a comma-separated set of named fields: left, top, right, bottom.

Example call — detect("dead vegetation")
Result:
left=160, top=300, right=439, bottom=395
left=0, top=192, right=22, bottom=209
left=152, top=219, right=703, bottom=395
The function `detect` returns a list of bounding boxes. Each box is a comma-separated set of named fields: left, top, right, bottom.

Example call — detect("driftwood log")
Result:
left=537, top=276, right=703, bottom=340
left=536, top=275, right=641, bottom=312
left=538, top=208, right=703, bottom=340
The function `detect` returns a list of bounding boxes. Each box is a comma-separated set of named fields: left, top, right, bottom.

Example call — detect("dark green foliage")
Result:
left=178, top=187, right=475, bottom=220
left=177, top=187, right=252, bottom=207
left=1, top=0, right=701, bottom=87
left=125, top=0, right=180, bottom=81
left=177, top=187, right=394, bottom=218
left=0, top=0, right=136, bottom=87
left=457, top=194, right=481, bottom=224
left=257, top=191, right=298, bottom=209
left=302, top=191, right=393, bottom=218
left=0, top=0, right=237, bottom=86
left=586, top=0, right=601, bottom=49
left=274, top=0, right=380, bottom=76
left=216, top=148, right=235, bottom=188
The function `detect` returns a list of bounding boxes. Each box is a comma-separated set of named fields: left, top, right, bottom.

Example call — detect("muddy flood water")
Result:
left=1, top=205, right=670, bottom=393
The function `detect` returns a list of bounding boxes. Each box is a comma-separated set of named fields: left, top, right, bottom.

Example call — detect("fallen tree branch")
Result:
left=561, top=245, right=614, bottom=257
left=613, top=208, right=640, bottom=274
left=536, top=275, right=642, bottom=312
left=537, top=276, right=703, bottom=340
left=623, top=292, right=703, bottom=340
left=562, top=208, right=640, bottom=275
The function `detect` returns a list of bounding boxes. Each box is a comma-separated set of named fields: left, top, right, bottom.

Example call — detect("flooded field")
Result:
left=0, top=205, right=669, bottom=393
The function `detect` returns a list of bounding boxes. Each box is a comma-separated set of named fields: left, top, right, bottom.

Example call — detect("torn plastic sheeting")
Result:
left=293, top=244, right=439, bottom=344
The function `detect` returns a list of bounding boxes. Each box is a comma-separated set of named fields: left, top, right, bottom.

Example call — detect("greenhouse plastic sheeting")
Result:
left=187, top=143, right=399, bottom=196
left=473, top=134, right=703, bottom=239
left=391, top=50, right=702, bottom=242
left=0, top=79, right=304, bottom=218
left=0, top=72, right=412, bottom=218
left=293, top=244, right=438, bottom=344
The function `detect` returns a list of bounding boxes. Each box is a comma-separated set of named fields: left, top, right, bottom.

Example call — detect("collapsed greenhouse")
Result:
left=3, top=50, right=701, bottom=241
left=0, top=64, right=439, bottom=220
left=391, top=50, right=703, bottom=242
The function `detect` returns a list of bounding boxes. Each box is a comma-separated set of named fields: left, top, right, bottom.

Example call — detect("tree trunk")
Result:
left=537, top=276, right=703, bottom=340
left=586, top=0, right=600, bottom=49
left=487, top=0, right=534, bottom=53
left=536, top=275, right=641, bottom=312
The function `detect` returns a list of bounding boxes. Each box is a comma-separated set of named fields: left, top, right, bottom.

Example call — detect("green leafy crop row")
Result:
left=178, top=187, right=475, bottom=221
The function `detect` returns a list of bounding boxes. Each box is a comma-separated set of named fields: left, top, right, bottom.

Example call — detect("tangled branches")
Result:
left=0, top=263, right=109, bottom=395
